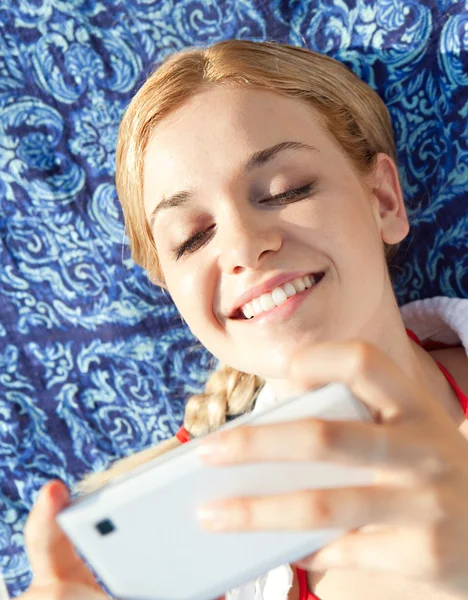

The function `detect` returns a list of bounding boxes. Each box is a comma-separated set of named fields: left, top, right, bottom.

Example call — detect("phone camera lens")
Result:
left=96, top=518, right=116, bottom=536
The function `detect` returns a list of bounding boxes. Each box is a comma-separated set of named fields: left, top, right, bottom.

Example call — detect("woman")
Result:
left=18, top=41, right=468, bottom=600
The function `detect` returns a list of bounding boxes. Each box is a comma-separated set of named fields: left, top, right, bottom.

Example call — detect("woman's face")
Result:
left=143, top=86, right=408, bottom=381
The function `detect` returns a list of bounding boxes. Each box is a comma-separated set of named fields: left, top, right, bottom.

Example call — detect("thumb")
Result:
left=24, top=480, right=100, bottom=590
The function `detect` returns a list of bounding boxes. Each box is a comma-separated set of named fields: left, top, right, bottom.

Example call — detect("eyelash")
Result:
left=173, top=182, right=317, bottom=261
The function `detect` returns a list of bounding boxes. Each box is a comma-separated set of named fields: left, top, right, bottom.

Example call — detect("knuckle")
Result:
left=304, top=419, right=337, bottom=456
left=423, top=484, right=460, bottom=525
left=421, top=486, right=447, bottom=524
left=414, top=445, right=452, bottom=483
left=405, top=524, right=455, bottom=580
left=228, top=427, right=255, bottom=461
left=418, top=525, right=446, bottom=579
left=303, top=491, right=333, bottom=527
left=350, top=341, right=376, bottom=373
left=422, top=456, right=450, bottom=482
left=236, top=498, right=255, bottom=529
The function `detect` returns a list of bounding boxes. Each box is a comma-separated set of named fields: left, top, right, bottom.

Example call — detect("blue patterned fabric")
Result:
left=0, top=0, right=467, bottom=596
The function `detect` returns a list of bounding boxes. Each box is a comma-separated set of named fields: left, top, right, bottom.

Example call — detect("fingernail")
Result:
left=197, top=504, right=231, bottom=531
left=49, top=481, right=65, bottom=504
left=313, top=546, right=342, bottom=569
left=197, top=439, right=228, bottom=464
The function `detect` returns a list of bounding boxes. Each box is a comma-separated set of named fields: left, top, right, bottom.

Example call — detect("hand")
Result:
left=19, top=480, right=108, bottom=599
left=197, top=342, right=468, bottom=595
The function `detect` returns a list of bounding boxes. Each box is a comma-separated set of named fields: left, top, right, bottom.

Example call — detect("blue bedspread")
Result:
left=0, top=0, right=467, bottom=596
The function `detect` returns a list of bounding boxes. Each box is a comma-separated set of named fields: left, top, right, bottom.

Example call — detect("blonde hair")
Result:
left=79, top=40, right=398, bottom=493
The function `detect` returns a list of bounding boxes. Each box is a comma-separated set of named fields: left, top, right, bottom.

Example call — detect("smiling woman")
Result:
left=114, top=40, right=406, bottom=417
left=16, top=40, right=468, bottom=600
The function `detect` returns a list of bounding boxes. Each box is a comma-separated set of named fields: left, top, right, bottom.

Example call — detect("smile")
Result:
left=232, top=272, right=325, bottom=321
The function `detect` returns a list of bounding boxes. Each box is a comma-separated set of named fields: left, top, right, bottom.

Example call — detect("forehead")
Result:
left=142, top=86, right=333, bottom=214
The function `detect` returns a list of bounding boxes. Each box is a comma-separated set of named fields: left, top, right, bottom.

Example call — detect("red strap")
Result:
left=405, top=327, right=421, bottom=345
left=435, top=361, right=468, bottom=418
left=175, top=426, right=191, bottom=444
left=296, top=567, right=320, bottom=600
left=407, top=327, right=468, bottom=418
left=407, top=326, right=462, bottom=350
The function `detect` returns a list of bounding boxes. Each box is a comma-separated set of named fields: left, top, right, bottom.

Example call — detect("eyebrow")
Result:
left=148, top=140, right=319, bottom=229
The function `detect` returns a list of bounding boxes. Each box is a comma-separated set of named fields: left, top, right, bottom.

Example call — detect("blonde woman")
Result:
left=18, top=41, right=468, bottom=600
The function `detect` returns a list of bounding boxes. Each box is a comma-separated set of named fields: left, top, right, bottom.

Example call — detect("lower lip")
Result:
left=235, top=273, right=324, bottom=326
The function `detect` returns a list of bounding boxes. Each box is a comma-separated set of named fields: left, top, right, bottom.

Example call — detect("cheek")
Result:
left=297, top=188, right=384, bottom=291
left=167, top=272, right=196, bottom=313
left=165, top=265, right=215, bottom=335
left=324, top=186, right=381, bottom=252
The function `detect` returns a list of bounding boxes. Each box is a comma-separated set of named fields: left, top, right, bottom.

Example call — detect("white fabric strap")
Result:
left=400, top=296, right=468, bottom=353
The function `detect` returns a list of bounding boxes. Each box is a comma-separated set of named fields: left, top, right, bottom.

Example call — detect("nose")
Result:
left=217, top=207, right=282, bottom=274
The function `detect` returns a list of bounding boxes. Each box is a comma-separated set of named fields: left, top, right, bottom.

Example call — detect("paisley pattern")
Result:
left=0, top=0, right=467, bottom=595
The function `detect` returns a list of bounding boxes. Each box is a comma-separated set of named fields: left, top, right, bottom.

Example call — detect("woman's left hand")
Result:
left=197, top=342, right=468, bottom=595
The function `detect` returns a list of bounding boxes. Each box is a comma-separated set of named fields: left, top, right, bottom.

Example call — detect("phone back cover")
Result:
left=58, top=383, right=375, bottom=600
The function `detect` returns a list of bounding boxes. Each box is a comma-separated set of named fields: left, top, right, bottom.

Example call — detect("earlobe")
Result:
left=371, top=153, right=410, bottom=245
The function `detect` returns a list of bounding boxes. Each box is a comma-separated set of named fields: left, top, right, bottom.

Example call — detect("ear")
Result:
left=370, top=153, right=410, bottom=245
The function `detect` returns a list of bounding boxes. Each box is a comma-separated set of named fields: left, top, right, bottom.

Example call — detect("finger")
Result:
left=25, top=480, right=70, bottom=581
left=200, top=418, right=386, bottom=466
left=198, top=485, right=443, bottom=532
left=24, top=481, right=100, bottom=590
left=301, top=525, right=444, bottom=581
left=198, top=418, right=450, bottom=482
left=288, top=342, right=429, bottom=421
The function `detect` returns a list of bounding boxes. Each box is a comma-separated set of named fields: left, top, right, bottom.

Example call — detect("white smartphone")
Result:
left=58, top=383, right=374, bottom=600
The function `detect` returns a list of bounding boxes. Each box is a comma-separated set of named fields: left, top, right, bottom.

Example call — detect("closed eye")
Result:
left=172, top=182, right=317, bottom=260
left=259, top=182, right=317, bottom=205
left=173, top=224, right=216, bottom=260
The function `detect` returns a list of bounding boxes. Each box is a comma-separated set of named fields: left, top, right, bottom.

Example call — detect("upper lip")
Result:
left=226, top=270, right=316, bottom=318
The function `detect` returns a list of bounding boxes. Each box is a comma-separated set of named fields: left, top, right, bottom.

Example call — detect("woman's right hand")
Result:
left=19, top=480, right=108, bottom=599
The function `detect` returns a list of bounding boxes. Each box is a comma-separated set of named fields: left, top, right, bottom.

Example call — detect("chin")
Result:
left=241, top=349, right=292, bottom=380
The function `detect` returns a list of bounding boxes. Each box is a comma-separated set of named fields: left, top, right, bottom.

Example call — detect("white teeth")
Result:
left=252, top=297, right=262, bottom=314
left=260, top=293, right=276, bottom=312
left=292, top=277, right=306, bottom=293
left=271, top=287, right=288, bottom=306
left=239, top=273, right=319, bottom=319
left=283, top=282, right=296, bottom=297
left=242, top=303, right=254, bottom=319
